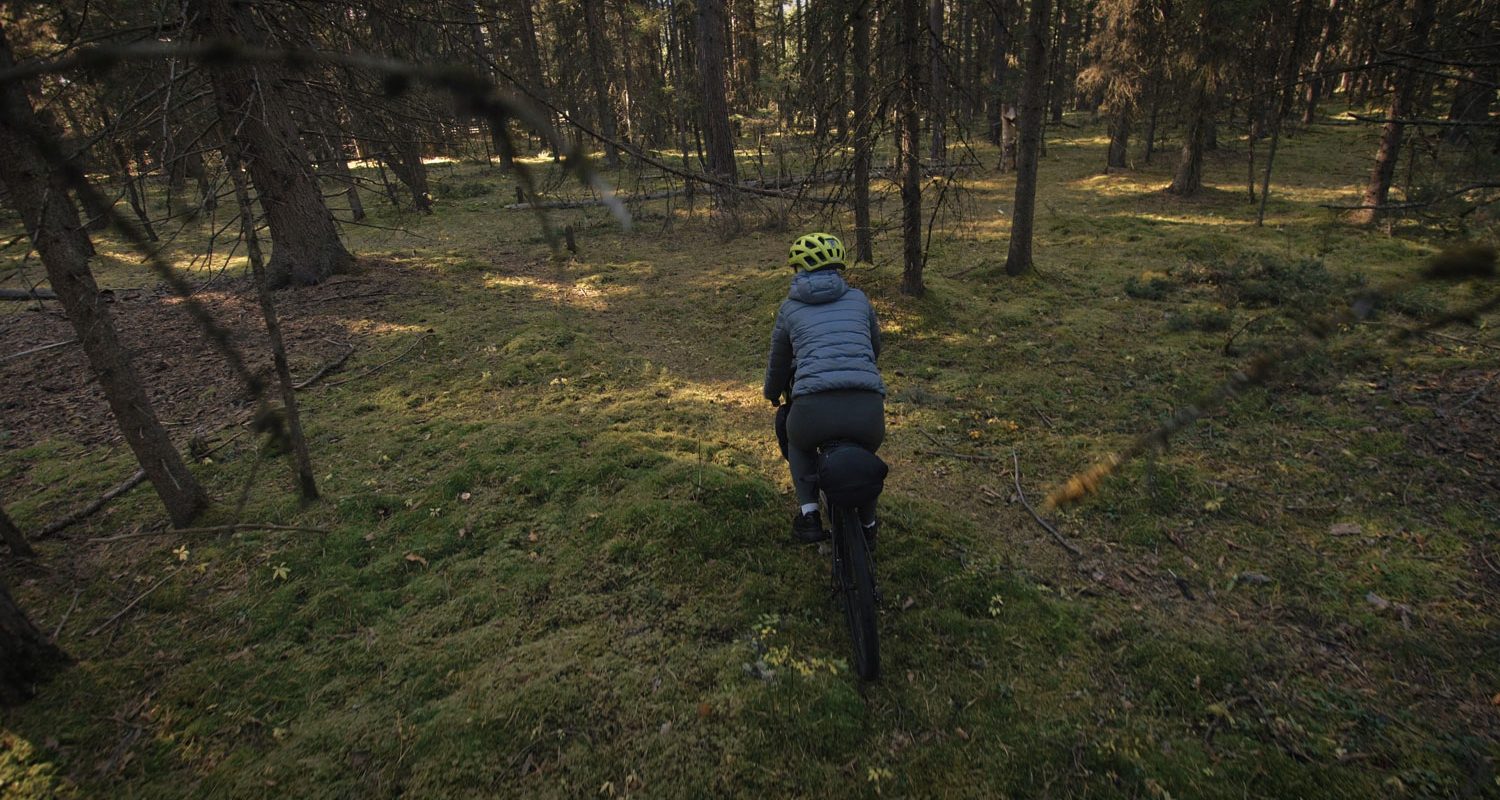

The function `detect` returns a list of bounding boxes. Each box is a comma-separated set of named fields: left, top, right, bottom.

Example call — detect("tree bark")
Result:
left=1107, top=107, right=1130, bottom=170
left=1353, top=0, right=1437, bottom=224
left=1444, top=68, right=1496, bottom=145
left=319, top=131, right=364, bottom=221
left=1302, top=0, right=1343, bottom=125
left=227, top=148, right=318, bottom=501
left=0, top=579, right=67, bottom=706
left=0, top=505, right=34, bottom=559
left=1258, top=0, right=1316, bottom=224
left=183, top=149, right=217, bottom=214
left=900, top=0, right=925, bottom=295
left=852, top=0, right=874, bottom=264
left=515, top=0, right=548, bottom=100
left=190, top=0, right=353, bottom=288
left=108, top=139, right=159, bottom=242
left=1005, top=0, right=1050, bottom=276
left=929, top=0, right=948, bottom=164
left=1142, top=75, right=1161, bottom=164
left=988, top=4, right=1009, bottom=145
left=381, top=135, right=433, bottom=214
left=1167, top=77, right=1211, bottom=196
left=0, top=31, right=208, bottom=528
left=583, top=0, right=621, bottom=167
left=697, top=0, right=739, bottom=192
left=735, top=0, right=761, bottom=107
left=1046, top=0, right=1068, bottom=124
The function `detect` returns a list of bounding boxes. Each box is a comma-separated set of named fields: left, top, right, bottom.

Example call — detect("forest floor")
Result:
left=2, top=111, right=1498, bottom=798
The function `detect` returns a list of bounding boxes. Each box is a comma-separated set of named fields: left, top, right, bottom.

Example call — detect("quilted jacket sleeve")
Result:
left=763, top=305, right=794, bottom=402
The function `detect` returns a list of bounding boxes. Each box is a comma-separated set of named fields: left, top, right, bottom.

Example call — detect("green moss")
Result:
left=2, top=107, right=1494, bottom=799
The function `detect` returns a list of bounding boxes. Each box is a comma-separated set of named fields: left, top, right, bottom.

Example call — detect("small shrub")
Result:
left=441, top=180, right=493, bottom=199
left=1125, top=271, right=1178, bottom=300
left=1166, top=308, right=1232, bottom=333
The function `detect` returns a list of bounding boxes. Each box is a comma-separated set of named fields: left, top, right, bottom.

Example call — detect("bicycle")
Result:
left=813, top=440, right=888, bottom=682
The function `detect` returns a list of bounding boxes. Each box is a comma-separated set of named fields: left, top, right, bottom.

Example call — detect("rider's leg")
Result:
left=786, top=442, right=819, bottom=506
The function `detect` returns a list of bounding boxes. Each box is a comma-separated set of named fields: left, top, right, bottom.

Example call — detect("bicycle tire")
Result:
left=833, top=504, right=880, bottom=681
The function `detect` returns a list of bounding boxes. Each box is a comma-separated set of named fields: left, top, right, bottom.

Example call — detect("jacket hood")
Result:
left=788, top=269, right=849, bottom=304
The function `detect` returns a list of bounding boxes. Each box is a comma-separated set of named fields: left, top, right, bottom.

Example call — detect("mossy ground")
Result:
left=2, top=110, right=1497, bottom=798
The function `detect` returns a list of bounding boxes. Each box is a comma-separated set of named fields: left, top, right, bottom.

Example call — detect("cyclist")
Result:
left=764, top=233, right=886, bottom=545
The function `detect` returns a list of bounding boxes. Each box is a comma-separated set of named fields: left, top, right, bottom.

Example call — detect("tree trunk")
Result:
left=511, top=0, right=552, bottom=136
left=1142, top=76, right=1161, bottom=163
left=1005, top=0, right=1050, bottom=276
left=0, top=505, right=34, bottom=559
left=190, top=0, right=353, bottom=288
left=1107, top=107, right=1130, bottom=170
left=988, top=4, right=1009, bottom=145
left=382, top=136, right=433, bottom=214
left=929, top=0, right=948, bottom=164
left=0, top=579, right=68, bottom=706
left=615, top=4, right=638, bottom=145
left=108, top=138, right=159, bottom=242
left=830, top=5, right=849, bottom=142
left=183, top=149, right=218, bottom=214
left=319, top=132, right=364, bottom=221
left=0, top=31, right=208, bottom=528
left=1444, top=68, right=1496, bottom=145
left=1354, top=0, right=1437, bottom=224
left=1258, top=0, right=1316, bottom=224
left=735, top=0, right=761, bottom=107
left=900, top=0, right=925, bottom=295
left=583, top=0, right=621, bottom=167
left=1302, top=0, right=1344, bottom=124
left=227, top=149, right=318, bottom=501
left=1167, top=78, right=1210, bottom=196
left=1046, top=0, right=1068, bottom=124
left=697, top=0, right=739, bottom=191
left=852, top=0, right=874, bottom=264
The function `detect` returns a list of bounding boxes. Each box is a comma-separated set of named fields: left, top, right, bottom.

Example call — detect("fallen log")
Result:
left=1, top=338, right=77, bottom=363
left=35, top=470, right=147, bottom=540
left=0, top=287, right=137, bottom=301
left=0, top=287, right=57, bottom=300
left=501, top=163, right=970, bottom=210
left=293, top=341, right=356, bottom=390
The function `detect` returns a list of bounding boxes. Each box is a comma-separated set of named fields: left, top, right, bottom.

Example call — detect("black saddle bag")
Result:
left=817, top=443, right=888, bottom=507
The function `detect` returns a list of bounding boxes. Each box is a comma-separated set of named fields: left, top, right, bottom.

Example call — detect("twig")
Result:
left=293, top=342, right=355, bottom=389
left=51, top=586, right=81, bottom=642
left=36, top=470, right=147, bottom=540
left=317, top=290, right=395, bottom=303
left=87, top=523, right=329, bottom=543
left=1012, top=451, right=1083, bottom=558
left=36, top=431, right=246, bottom=540
left=86, top=573, right=171, bottom=637
left=1479, top=549, right=1500, bottom=577
left=1169, top=569, right=1196, bottom=601
left=917, top=448, right=1003, bottom=462
left=1223, top=314, right=1271, bottom=356
left=0, top=337, right=77, bottom=362
left=1453, top=372, right=1498, bottom=411
left=1412, top=329, right=1500, bottom=351
left=324, top=333, right=433, bottom=387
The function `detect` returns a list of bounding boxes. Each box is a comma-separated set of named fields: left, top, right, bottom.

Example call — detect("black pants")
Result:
left=779, top=389, right=884, bottom=522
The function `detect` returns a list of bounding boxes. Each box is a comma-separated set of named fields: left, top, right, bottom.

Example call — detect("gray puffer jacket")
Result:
left=763, top=269, right=884, bottom=402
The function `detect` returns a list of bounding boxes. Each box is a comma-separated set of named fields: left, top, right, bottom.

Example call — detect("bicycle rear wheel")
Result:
left=833, top=504, right=879, bottom=681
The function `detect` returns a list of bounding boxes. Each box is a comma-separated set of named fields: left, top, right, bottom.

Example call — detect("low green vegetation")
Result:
left=2, top=113, right=1496, bottom=798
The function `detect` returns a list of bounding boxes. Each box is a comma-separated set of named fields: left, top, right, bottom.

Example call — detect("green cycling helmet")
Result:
left=787, top=232, right=846, bottom=272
